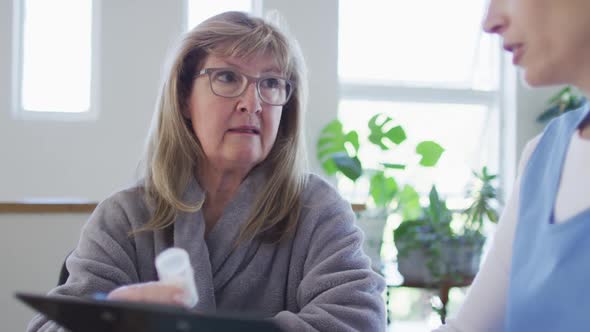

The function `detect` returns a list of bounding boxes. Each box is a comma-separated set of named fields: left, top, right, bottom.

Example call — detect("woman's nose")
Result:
left=237, top=82, right=262, bottom=114
left=482, top=0, right=508, bottom=34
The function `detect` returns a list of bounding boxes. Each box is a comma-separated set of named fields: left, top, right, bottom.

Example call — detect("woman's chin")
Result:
left=521, top=67, right=567, bottom=88
left=222, top=155, right=261, bottom=170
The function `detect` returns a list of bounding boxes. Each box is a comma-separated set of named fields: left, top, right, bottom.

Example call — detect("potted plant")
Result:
left=393, top=167, right=500, bottom=285
left=316, top=113, right=444, bottom=271
left=537, top=86, right=585, bottom=123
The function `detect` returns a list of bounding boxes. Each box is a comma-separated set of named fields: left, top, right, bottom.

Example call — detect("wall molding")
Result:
left=0, top=202, right=364, bottom=214
left=0, top=201, right=97, bottom=213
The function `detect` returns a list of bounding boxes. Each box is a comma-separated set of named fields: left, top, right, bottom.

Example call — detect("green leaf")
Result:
left=536, top=105, right=561, bottom=123
left=316, top=120, right=361, bottom=178
left=398, top=184, right=419, bottom=204
left=538, top=86, right=586, bottom=123
left=368, top=114, right=406, bottom=150
left=321, top=158, right=338, bottom=175
left=332, top=153, right=362, bottom=181
left=547, top=86, right=571, bottom=104
left=386, top=126, right=406, bottom=145
left=426, top=185, right=451, bottom=225
left=464, top=166, right=499, bottom=229
left=398, top=185, right=422, bottom=220
left=486, top=209, right=498, bottom=223
left=428, top=186, right=441, bottom=220
left=393, top=219, right=426, bottom=244
left=382, top=163, right=406, bottom=170
left=317, top=145, right=346, bottom=160
left=416, top=141, right=444, bottom=167
left=369, top=171, right=398, bottom=208
left=345, top=131, right=359, bottom=152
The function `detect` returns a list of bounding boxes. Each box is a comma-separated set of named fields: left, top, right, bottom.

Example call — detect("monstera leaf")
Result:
left=316, top=114, right=446, bottom=211
left=368, top=114, right=406, bottom=150
left=317, top=120, right=362, bottom=181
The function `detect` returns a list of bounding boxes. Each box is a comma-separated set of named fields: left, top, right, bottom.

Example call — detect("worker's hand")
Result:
left=107, top=281, right=188, bottom=307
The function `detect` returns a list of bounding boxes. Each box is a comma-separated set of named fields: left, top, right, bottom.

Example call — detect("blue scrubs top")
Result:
left=505, top=104, right=590, bottom=331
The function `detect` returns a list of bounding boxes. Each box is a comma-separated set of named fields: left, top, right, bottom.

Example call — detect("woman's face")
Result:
left=483, top=0, right=590, bottom=87
left=185, top=54, right=285, bottom=174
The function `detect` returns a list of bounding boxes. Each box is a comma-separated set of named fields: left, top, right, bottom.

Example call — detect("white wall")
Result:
left=1, top=0, right=185, bottom=202
left=0, top=214, right=86, bottom=331
left=0, top=0, right=556, bottom=330
left=515, top=82, right=562, bottom=155
left=1, top=1, right=185, bottom=330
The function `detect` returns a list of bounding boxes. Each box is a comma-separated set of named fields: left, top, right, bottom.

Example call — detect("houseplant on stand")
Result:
left=393, top=166, right=499, bottom=321
left=394, top=186, right=487, bottom=285
left=316, top=113, right=444, bottom=272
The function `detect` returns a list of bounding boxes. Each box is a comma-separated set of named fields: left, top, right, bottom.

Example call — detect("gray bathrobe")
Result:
left=28, top=170, right=386, bottom=331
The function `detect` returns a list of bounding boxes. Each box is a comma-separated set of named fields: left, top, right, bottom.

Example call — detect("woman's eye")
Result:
left=261, top=78, right=281, bottom=89
left=215, top=70, right=239, bottom=83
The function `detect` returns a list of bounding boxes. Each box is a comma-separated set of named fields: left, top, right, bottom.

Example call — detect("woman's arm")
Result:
left=273, top=182, right=386, bottom=332
left=27, top=191, right=143, bottom=332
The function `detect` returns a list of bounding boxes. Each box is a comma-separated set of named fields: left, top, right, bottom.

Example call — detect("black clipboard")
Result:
left=16, top=292, right=283, bottom=332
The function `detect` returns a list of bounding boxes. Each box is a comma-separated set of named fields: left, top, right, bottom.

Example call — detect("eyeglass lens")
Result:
left=209, top=69, right=291, bottom=105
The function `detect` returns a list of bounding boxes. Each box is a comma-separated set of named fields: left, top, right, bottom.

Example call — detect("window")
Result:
left=338, top=0, right=500, bottom=206
left=338, top=0, right=501, bottom=328
left=187, top=0, right=255, bottom=30
left=14, top=0, right=97, bottom=117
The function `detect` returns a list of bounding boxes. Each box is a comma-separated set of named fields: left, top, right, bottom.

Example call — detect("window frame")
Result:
left=337, top=19, right=504, bottom=200
left=183, top=0, right=262, bottom=31
left=11, top=0, right=101, bottom=121
left=338, top=84, right=502, bottom=199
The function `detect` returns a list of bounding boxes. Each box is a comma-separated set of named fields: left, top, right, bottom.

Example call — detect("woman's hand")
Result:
left=107, top=281, right=189, bottom=307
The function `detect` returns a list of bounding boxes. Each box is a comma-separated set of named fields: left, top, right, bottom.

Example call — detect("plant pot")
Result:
left=396, top=239, right=484, bottom=285
left=355, top=208, right=388, bottom=272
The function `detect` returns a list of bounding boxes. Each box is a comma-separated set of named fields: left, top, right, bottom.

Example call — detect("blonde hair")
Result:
left=139, top=11, right=308, bottom=243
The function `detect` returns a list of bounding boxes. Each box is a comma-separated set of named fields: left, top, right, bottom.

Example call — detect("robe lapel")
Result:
left=206, top=166, right=268, bottom=293
left=173, top=177, right=217, bottom=312
left=170, top=166, right=269, bottom=311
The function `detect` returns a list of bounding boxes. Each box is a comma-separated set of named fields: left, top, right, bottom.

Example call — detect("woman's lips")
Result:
left=227, top=126, right=260, bottom=135
left=512, top=46, right=524, bottom=65
left=504, top=43, right=525, bottom=65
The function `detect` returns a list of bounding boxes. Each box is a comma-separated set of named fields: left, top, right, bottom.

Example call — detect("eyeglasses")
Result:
left=195, top=67, right=294, bottom=106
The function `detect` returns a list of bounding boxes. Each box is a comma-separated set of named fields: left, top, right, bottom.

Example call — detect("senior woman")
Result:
left=28, top=11, right=386, bottom=332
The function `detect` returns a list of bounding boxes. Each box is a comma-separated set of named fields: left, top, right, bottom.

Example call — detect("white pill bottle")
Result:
left=155, top=247, right=199, bottom=308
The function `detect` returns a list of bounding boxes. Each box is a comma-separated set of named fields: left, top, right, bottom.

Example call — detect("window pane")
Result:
left=339, top=0, right=497, bottom=90
left=21, top=0, right=92, bottom=113
left=338, top=100, right=498, bottom=203
left=188, top=0, right=252, bottom=30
